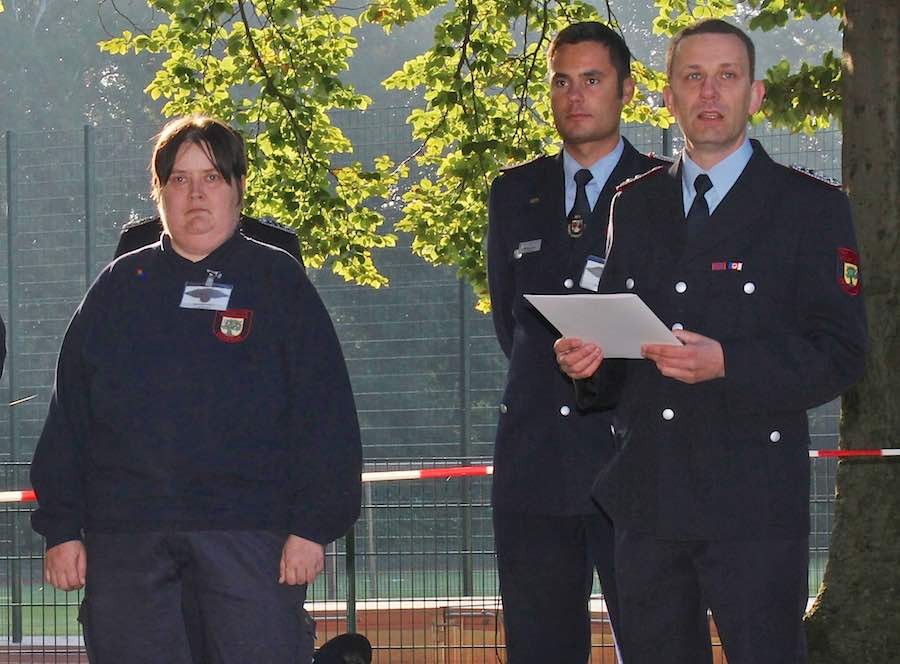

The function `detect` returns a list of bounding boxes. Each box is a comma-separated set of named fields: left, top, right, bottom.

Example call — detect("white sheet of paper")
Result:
left=524, top=293, right=681, bottom=359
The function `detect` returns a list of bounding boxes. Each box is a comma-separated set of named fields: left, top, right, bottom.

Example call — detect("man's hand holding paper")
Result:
left=642, top=329, right=725, bottom=384
left=556, top=328, right=725, bottom=384
left=554, top=337, right=603, bottom=380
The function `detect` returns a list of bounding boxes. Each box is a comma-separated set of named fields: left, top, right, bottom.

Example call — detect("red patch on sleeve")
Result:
left=837, top=248, right=860, bottom=296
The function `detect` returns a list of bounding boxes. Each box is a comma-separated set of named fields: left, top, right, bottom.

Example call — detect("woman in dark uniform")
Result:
left=31, top=115, right=362, bottom=664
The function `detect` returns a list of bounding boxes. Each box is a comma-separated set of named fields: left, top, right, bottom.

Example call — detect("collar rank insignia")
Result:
left=214, top=309, right=253, bottom=343
left=837, top=248, right=860, bottom=296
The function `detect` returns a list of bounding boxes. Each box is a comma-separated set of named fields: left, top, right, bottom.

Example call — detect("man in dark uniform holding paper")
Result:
left=486, top=21, right=666, bottom=664
left=556, top=20, right=867, bottom=664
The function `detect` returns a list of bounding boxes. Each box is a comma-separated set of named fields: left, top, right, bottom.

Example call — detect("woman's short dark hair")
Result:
left=150, top=115, right=247, bottom=202
left=666, top=19, right=756, bottom=81
left=547, top=21, right=632, bottom=96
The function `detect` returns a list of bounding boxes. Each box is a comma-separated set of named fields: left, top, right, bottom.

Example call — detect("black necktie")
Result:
left=686, top=174, right=713, bottom=240
left=568, top=169, right=593, bottom=238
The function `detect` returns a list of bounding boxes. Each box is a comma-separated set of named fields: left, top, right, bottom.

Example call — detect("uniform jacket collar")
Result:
left=667, top=139, right=778, bottom=260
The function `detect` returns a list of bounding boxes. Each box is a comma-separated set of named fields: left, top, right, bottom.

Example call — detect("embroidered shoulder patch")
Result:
left=790, top=165, right=841, bottom=189
left=214, top=309, right=254, bottom=343
left=837, top=247, right=861, bottom=296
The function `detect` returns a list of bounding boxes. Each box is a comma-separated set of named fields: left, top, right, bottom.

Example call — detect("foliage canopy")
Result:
left=102, top=0, right=845, bottom=307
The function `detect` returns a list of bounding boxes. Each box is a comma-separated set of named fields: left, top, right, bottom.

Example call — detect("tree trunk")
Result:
left=805, top=1, right=900, bottom=662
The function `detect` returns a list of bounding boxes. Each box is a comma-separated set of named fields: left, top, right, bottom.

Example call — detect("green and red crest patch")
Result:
left=214, top=309, right=253, bottom=343
left=837, top=248, right=860, bottom=296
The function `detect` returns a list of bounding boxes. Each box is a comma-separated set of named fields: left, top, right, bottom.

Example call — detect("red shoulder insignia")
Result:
left=837, top=247, right=861, bottom=296
left=790, top=165, right=841, bottom=189
left=616, top=165, right=667, bottom=191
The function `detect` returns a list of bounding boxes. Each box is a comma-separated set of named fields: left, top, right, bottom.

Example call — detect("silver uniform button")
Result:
left=610, top=425, right=616, bottom=436
left=743, top=281, right=756, bottom=294
left=675, top=281, right=687, bottom=294
left=563, top=278, right=574, bottom=289
left=672, top=322, right=684, bottom=331
left=625, top=278, right=635, bottom=289
left=499, top=403, right=508, bottom=414
left=769, top=430, right=782, bottom=443
left=662, top=408, right=675, bottom=421
left=560, top=405, right=571, bottom=416
left=513, top=249, right=523, bottom=259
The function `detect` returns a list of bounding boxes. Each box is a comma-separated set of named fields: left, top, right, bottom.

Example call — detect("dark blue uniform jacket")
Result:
left=488, top=139, right=665, bottom=514
left=31, top=232, right=361, bottom=548
left=578, top=141, right=867, bottom=539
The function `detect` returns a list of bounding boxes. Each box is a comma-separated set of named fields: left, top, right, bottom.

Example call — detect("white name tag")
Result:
left=579, top=255, right=606, bottom=292
left=179, top=282, right=233, bottom=310
left=513, top=239, right=542, bottom=259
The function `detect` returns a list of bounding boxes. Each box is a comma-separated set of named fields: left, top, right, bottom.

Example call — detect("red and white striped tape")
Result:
left=1, top=451, right=897, bottom=504
left=0, top=489, right=36, bottom=504
left=808, top=449, right=900, bottom=458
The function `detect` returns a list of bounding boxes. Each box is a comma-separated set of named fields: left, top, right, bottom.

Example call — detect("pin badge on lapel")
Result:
left=568, top=215, right=584, bottom=239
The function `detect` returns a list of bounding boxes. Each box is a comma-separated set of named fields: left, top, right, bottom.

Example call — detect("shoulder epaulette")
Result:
left=616, top=164, right=667, bottom=191
left=499, top=154, right=551, bottom=173
left=647, top=152, right=675, bottom=164
left=789, top=165, right=841, bottom=189
left=247, top=215, right=295, bottom=235
left=120, top=216, right=159, bottom=231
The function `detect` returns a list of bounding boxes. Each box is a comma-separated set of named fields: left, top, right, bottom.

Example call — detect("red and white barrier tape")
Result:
left=2, top=452, right=897, bottom=504
left=361, top=465, right=494, bottom=483
left=0, top=489, right=36, bottom=503
left=808, top=449, right=900, bottom=458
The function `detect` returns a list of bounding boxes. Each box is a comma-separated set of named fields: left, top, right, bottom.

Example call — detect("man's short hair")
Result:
left=150, top=115, right=247, bottom=202
left=548, top=21, right=632, bottom=96
left=666, top=19, right=756, bottom=81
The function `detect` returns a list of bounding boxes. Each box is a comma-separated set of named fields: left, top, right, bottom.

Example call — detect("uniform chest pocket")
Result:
left=702, top=269, right=787, bottom=337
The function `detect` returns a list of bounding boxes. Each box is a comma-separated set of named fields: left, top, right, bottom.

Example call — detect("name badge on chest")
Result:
left=180, top=269, right=234, bottom=311
left=579, top=255, right=606, bottom=292
left=513, top=239, right=542, bottom=259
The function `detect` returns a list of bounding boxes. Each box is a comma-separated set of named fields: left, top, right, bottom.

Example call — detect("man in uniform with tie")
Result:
left=555, top=19, right=867, bottom=663
left=486, top=21, right=666, bottom=663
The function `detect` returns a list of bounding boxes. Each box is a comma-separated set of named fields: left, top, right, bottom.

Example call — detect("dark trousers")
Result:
left=614, top=529, right=808, bottom=664
left=79, top=530, right=314, bottom=664
left=493, top=509, right=619, bottom=664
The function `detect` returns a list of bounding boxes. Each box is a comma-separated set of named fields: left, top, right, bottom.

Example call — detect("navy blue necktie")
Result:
left=686, top=174, right=713, bottom=239
left=568, top=169, right=593, bottom=238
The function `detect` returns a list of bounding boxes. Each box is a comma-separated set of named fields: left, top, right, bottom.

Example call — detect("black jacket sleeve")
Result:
left=487, top=176, right=516, bottom=358
left=0, top=314, right=6, bottom=380
left=30, top=285, right=104, bottom=547
left=721, top=187, right=867, bottom=414
left=284, top=273, right=362, bottom=544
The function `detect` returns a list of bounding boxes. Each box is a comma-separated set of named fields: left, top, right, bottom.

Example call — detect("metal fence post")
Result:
left=458, top=280, right=474, bottom=596
left=345, top=527, right=357, bottom=633
left=6, top=130, right=23, bottom=643
left=84, top=125, right=96, bottom=287
left=662, top=126, right=673, bottom=158
left=365, top=482, right=377, bottom=593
